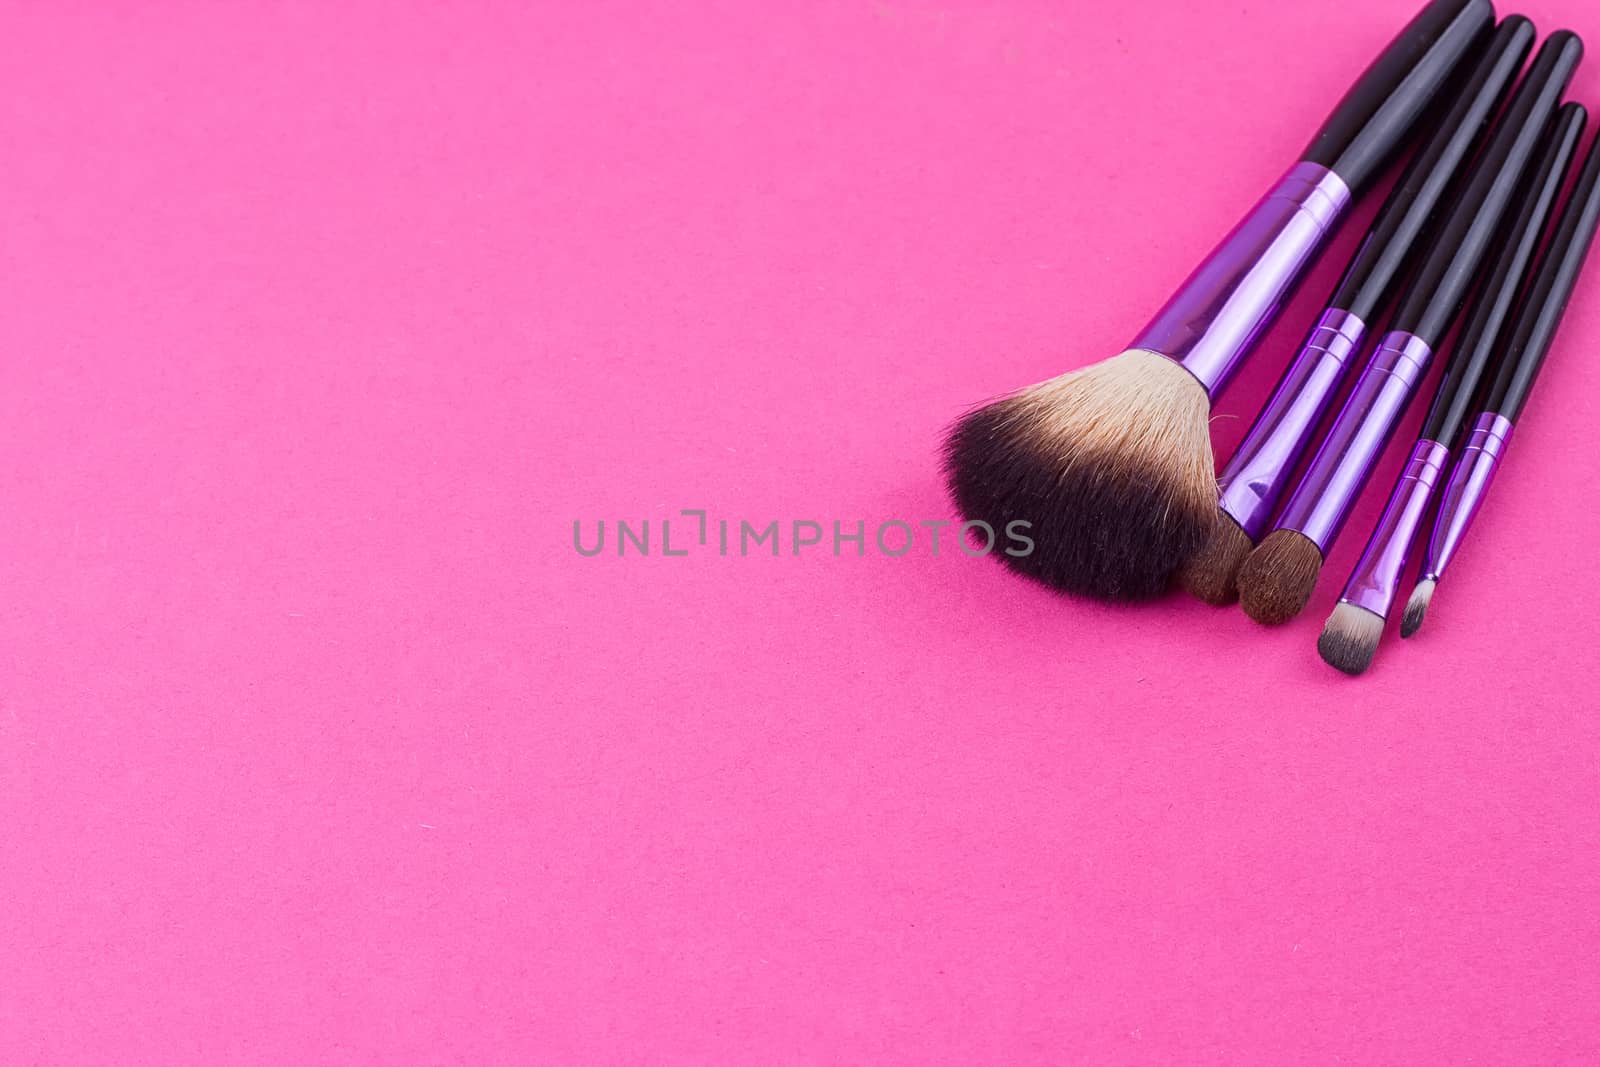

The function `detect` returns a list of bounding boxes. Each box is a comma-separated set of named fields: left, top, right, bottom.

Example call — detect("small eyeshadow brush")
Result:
left=1236, top=31, right=1583, bottom=625
left=1180, top=16, right=1535, bottom=605
left=1401, top=123, right=1600, bottom=638
left=1318, top=102, right=1586, bottom=674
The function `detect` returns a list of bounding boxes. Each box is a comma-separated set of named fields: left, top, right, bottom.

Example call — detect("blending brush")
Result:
left=1318, top=102, right=1586, bottom=674
left=1401, top=126, right=1600, bottom=638
left=1178, top=17, right=1534, bottom=606
left=1235, top=31, right=1582, bottom=625
left=942, top=0, right=1492, bottom=601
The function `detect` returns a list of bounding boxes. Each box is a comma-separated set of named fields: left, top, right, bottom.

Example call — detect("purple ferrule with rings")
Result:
left=1217, top=307, right=1369, bottom=539
left=1338, top=438, right=1451, bottom=617
left=1276, top=329, right=1436, bottom=552
left=1420, top=412, right=1515, bottom=583
left=1129, top=161, right=1352, bottom=398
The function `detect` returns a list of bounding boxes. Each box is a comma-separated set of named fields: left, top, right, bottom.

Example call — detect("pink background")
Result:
left=4, top=1, right=1599, bottom=1063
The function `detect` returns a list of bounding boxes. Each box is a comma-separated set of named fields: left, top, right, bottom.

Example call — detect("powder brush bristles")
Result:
left=1317, top=603, right=1385, bottom=675
left=1400, top=578, right=1437, bottom=637
left=1237, top=529, right=1324, bottom=624
left=942, top=349, right=1217, bottom=601
left=1177, top=511, right=1253, bottom=605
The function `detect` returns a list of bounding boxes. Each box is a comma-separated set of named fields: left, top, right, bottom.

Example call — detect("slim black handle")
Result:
left=1329, top=15, right=1533, bottom=322
left=1484, top=130, right=1600, bottom=422
left=1391, top=31, right=1583, bottom=347
left=1418, top=102, right=1585, bottom=445
left=1302, top=0, right=1495, bottom=195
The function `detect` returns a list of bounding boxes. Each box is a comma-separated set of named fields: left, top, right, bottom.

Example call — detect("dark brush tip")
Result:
left=1317, top=604, right=1384, bottom=676
left=940, top=354, right=1216, bottom=603
left=1177, top=511, right=1253, bottom=605
left=944, top=404, right=1210, bottom=600
left=1237, top=529, right=1324, bottom=626
left=1399, top=579, right=1435, bottom=638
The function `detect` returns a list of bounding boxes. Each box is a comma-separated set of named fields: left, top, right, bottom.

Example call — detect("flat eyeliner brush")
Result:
left=1318, top=102, right=1586, bottom=674
left=1402, top=123, right=1600, bottom=638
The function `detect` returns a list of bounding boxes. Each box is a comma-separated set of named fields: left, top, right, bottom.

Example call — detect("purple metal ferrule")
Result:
left=1130, top=162, right=1352, bottom=398
left=1419, top=412, right=1515, bottom=583
left=1338, top=438, right=1451, bottom=617
left=1217, top=307, right=1369, bottom=539
left=1277, top=330, right=1436, bottom=552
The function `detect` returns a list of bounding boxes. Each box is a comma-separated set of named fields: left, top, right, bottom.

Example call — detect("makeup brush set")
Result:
left=944, top=0, right=1600, bottom=675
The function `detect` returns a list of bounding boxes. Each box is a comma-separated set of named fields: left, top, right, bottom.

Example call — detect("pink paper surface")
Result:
left=4, top=2, right=1599, bottom=1063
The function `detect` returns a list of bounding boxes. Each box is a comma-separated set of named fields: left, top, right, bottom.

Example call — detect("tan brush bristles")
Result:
left=1317, top=602, right=1385, bottom=675
left=942, top=349, right=1219, bottom=601
left=1236, top=528, right=1324, bottom=625
left=1400, top=578, right=1437, bottom=638
left=1177, top=510, right=1253, bottom=604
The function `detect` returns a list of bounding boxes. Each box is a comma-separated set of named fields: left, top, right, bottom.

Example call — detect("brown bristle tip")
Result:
left=1399, top=579, right=1436, bottom=639
left=1177, top=511, right=1252, bottom=605
left=1236, top=529, right=1323, bottom=625
left=1317, top=603, right=1384, bottom=676
left=942, top=349, right=1217, bottom=602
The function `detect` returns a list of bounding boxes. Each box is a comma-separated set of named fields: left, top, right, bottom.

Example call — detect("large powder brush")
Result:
left=944, top=0, right=1492, bottom=601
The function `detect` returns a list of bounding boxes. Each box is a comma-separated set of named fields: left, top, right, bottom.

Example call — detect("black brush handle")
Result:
left=1302, top=0, right=1496, bottom=195
left=1417, top=102, right=1586, bottom=445
left=1391, top=31, right=1583, bottom=347
left=1484, top=132, right=1600, bottom=422
left=1329, top=16, right=1533, bottom=322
